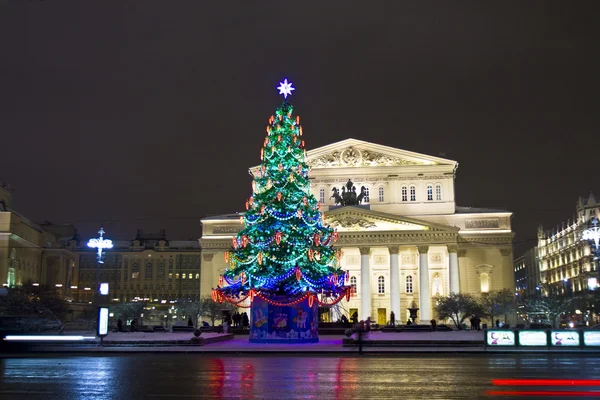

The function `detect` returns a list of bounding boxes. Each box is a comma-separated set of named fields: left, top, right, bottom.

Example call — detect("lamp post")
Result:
left=87, top=228, right=113, bottom=305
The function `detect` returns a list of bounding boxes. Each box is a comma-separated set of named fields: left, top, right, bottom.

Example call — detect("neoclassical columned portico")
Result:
left=417, top=245, right=430, bottom=322
left=389, top=246, right=400, bottom=323
left=359, top=247, right=371, bottom=320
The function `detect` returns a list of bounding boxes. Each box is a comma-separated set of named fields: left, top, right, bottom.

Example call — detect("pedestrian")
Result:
left=430, top=319, right=437, bottom=331
left=188, top=317, right=194, bottom=327
left=117, top=318, right=123, bottom=332
left=470, top=315, right=475, bottom=330
left=495, top=319, right=500, bottom=328
left=130, top=318, right=136, bottom=332
left=390, top=311, right=395, bottom=326
left=341, top=315, right=349, bottom=324
left=351, top=311, right=358, bottom=324
left=475, top=316, right=481, bottom=331
left=242, top=312, right=249, bottom=329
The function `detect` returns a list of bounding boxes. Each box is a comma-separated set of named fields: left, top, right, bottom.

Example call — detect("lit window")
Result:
left=319, top=188, right=325, bottom=204
left=182, top=273, right=186, bottom=279
left=401, top=186, right=407, bottom=202
left=480, top=273, right=489, bottom=293
left=378, top=187, right=384, bottom=202
left=176, top=273, right=180, bottom=279
left=131, top=272, right=139, bottom=280
left=410, top=186, right=416, bottom=201
left=168, top=272, right=173, bottom=280
left=427, top=185, right=433, bottom=201
left=378, top=276, right=385, bottom=294
left=350, top=276, right=357, bottom=295
left=435, top=184, right=442, bottom=201
left=195, top=273, right=200, bottom=279
left=406, top=275, right=413, bottom=293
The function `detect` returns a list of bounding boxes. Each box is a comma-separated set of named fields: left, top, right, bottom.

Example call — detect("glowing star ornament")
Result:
left=87, top=228, right=113, bottom=264
left=277, top=78, right=295, bottom=99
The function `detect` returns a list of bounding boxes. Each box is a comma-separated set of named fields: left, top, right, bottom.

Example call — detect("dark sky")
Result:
left=1, top=1, right=598, bottom=256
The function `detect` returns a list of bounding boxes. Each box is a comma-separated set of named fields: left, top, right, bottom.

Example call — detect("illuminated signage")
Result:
left=584, top=331, right=600, bottom=346
left=486, top=330, right=515, bottom=346
left=519, top=330, right=547, bottom=346
left=99, top=283, right=109, bottom=295
left=550, top=331, right=580, bottom=346
left=588, top=277, right=598, bottom=291
left=97, top=307, right=109, bottom=337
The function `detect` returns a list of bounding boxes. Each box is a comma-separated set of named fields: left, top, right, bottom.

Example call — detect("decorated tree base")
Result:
left=249, top=295, right=319, bottom=343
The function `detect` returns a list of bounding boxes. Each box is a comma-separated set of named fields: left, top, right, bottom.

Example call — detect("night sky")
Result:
left=1, top=1, right=598, bottom=256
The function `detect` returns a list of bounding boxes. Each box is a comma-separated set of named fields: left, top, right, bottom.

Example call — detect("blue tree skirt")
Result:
left=249, top=295, right=319, bottom=343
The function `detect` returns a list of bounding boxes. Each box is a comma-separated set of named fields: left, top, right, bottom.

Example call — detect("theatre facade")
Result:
left=200, top=139, right=514, bottom=324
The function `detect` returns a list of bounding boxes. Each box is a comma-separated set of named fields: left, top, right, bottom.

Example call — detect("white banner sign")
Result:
left=98, top=307, right=109, bottom=336
left=584, top=331, right=600, bottom=346
left=519, top=330, right=547, bottom=346
left=487, top=330, right=515, bottom=346
left=550, top=331, right=580, bottom=346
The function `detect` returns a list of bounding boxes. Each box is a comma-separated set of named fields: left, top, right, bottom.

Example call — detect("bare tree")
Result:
left=522, top=295, right=573, bottom=328
left=0, top=287, right=67, bottom=332
left=200, top=296, right=238, bottom=326
left=434, top=293, right=483, bottom=330
left=479, top=289, right=516, bottom=327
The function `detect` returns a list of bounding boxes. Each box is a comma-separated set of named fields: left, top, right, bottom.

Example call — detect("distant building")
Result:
left=0, top=182, right=78, bottom=295
left=73, top=229, right=201, bottom=304
left=514, top=247, right=539, bottom=298
left=537, top=193, right=600, bottom=296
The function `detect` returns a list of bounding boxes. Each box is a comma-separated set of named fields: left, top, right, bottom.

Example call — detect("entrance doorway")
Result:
left=349, top=308, right=358, bottom=322
left=377, top=308, right=387, bottom=325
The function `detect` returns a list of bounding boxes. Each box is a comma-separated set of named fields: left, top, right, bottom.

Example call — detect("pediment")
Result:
left=306, top=139, right=457, bottom=169
left=324, top=206, right=459, bottom=233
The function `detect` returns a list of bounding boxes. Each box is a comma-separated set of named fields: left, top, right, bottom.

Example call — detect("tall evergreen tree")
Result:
left=214, top=83, right=349, bottom=307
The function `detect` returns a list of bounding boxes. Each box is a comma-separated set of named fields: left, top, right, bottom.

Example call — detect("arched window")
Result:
left=427, top=185, right=433, bottom=201
left=406, top=275, right=413, bottom=293
left=401, top=186, right=408, bottom=202
left=378, top=275, right=385, bottom=294
left=435, top=184, right=442, bottom=201
left=319, top=188, right=325, bottom=204
left=364, top=187, right=370, bottom=203
left=378, top=187, right=384, bottom=202
left=350, top=276, right=357, bottom=296
left=409, top=185, right=416, bottom=201
left=480, top=273, right=490, bottom=293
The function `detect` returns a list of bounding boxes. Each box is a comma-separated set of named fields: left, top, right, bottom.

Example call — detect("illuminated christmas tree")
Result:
left=213, top=79, right=350, bottom=342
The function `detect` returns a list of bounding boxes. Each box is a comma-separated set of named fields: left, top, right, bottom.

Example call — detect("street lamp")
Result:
left=87, top=227, right=113, bottom=304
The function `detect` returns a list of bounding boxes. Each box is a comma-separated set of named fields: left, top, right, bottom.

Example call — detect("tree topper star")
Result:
left=277, top=78, right=295, bottom=99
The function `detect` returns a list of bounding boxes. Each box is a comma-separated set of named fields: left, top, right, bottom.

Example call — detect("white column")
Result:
left=389, top=246, right=400, bottom=324
left=418, top=245, right=431, bottom=323
left=201, top=252, right=214, bottom=298
left=448, top=244, right=459, bottom=294
left=359, top=247, right=371, bottom=321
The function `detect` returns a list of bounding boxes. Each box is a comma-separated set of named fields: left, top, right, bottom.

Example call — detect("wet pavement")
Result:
left=2, top=354, right=600, bottom=399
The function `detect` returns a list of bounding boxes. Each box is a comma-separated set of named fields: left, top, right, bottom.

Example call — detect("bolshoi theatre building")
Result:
left=200, top=139, right=515, bottom=324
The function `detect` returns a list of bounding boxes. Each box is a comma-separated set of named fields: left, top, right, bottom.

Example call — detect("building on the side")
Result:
left=72, top=230, right=201, bottom=304
left=537, top=193, right=600, bottom=296
left=200, top=139, right=515, bottom=324
left=514, top=247, right=539, bottom=298
left=0, top=182, right=79, bottom=295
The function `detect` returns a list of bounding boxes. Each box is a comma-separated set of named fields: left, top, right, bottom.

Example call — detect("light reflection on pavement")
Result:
left=2, top=354, right=600, bottom=399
